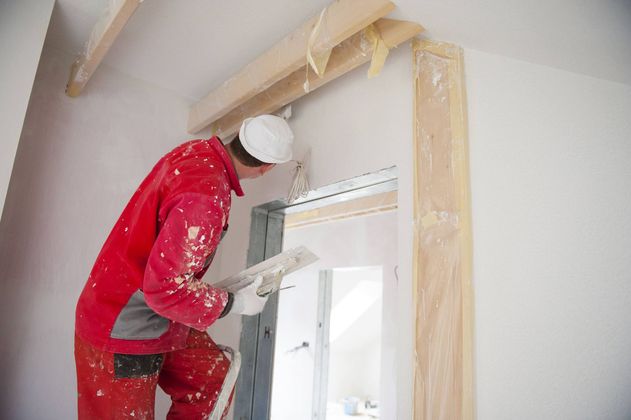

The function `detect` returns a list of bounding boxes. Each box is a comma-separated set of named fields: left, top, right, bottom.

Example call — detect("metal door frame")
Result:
left=234, top=167, right=397, bottom=420
left=312, top=269, right=333, bottom=420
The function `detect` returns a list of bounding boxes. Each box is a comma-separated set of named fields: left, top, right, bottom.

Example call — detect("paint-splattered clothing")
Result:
left=75, top=136, right=244, bottom=354
left=75, top=329, right=232, bottom=419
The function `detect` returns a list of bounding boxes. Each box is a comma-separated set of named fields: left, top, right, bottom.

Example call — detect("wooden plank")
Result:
left=412, top=40, right=474, bottom=420
left=208, top=19, right=423, bottom=138
left=187, top=0, right=396, bottom=133
left=285, top=190, right=398, bottom=229
left=66, top=0, right=141, bottom=97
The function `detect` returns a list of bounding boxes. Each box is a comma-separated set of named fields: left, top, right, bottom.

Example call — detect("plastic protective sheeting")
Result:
left=306, top=7, right=334, bottom=81
left=187, top=0, right=395, bottom=133
left=209, top=19, right=423, bottom=138
left=412, top=40, right=474, bottom=420
left=304, top=9, right=389, bottom=91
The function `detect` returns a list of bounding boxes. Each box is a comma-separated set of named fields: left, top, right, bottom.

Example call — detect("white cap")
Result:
left=239, top=115, right=294, bottom=164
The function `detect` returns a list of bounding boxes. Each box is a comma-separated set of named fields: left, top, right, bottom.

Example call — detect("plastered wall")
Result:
left=466, top=50, right=631, bottom=419
left=0, top=0, right=54, bottom=220
left=0, top=46, right=209, bottom=419
left=215, top=45, right=631, bottom=419
left=0, top=22, right=629, bottom=420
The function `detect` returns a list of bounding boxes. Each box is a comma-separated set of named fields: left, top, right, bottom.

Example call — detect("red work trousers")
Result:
left=75, top=329, right=231, bottom=419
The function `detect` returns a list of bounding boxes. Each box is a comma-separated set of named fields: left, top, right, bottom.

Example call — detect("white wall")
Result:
left=0, top=0, right=55, bottom=220
left=0, top=45, right=213, bottom=419
left=1, top=8, right=630, bottom=419
left=466, top=50, right=631, bottom=420
left=215, top=43, right=631, bottom=419
left=328, top=267, right=383, bottom=403
left=271, top=215, right=396, bottom=420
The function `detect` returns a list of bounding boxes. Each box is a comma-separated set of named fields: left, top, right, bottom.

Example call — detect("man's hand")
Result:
left=231, top=276, right=268, bottom=316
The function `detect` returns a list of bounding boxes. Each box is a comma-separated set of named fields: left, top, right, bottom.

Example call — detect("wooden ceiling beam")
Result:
left=66, top=0, right=142, bottom=97
left=187, top=0, right=396, bottom=133
left=209, top=18, right=424, bottom=138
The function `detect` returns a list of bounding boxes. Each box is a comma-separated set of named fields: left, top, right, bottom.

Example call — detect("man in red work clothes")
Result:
left=74, top=114, right=294, bottom=419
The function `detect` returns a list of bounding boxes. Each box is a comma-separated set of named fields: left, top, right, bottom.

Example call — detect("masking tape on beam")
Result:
left=365, top=23, right=390, bottom=78
left=304, top=20, right=391, bottom=93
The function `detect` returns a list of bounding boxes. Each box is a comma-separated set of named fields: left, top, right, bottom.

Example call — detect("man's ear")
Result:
left=260, top=163, right=276, bottom=175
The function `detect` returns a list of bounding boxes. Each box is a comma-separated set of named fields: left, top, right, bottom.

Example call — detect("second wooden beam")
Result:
left=209, top=18, right=424, bottom=138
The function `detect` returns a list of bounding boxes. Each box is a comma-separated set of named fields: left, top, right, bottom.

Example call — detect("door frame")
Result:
left=312, top=269, right=333, bottom=420
left=233, top=167, right=398, bottom=420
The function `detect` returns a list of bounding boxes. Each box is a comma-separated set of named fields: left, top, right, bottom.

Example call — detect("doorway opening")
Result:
left=234, top=167, right=398, bottom=420
left=310, top=266, right=384, bottom=420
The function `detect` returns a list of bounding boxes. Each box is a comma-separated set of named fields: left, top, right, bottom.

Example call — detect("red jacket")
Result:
left=75, top=137, right=244, bottom=354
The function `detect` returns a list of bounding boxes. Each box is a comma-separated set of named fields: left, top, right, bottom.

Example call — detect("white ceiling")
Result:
left=46, top=0, right=631, bottom=100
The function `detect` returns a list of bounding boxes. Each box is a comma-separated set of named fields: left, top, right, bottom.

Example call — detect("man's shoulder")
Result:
left=153, top=138, right=230, bottom=202
left=162, top=161, right=230, bottom=201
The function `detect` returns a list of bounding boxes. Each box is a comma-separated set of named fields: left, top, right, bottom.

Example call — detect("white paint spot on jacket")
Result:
left=188, top=226, right=200, bottom=240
